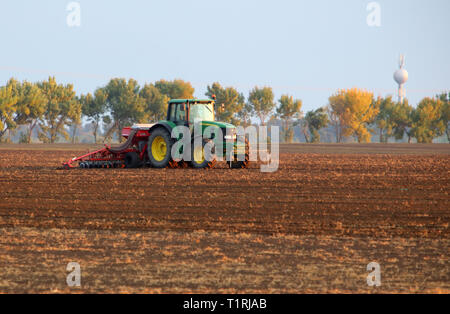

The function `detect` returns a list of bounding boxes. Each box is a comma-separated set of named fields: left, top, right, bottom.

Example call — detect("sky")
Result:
left=0, top=0, right=449, bottom=112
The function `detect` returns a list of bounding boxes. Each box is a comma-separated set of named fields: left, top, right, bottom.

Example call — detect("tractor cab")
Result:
left=167, top=99, right=215, bottom=126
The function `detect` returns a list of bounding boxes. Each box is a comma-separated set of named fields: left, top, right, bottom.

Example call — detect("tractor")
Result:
left=62, top=98, right=250, bottom=169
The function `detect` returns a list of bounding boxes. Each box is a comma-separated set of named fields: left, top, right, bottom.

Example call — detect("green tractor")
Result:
left=62, top=98, right=250, bottom=170
left=146, top=98, right=250, bottom=169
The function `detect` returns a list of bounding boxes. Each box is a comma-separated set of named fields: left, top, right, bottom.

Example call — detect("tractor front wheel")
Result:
left=148, top=128, right=172, bottom=168
left=190, top=138, right=216, bottom=169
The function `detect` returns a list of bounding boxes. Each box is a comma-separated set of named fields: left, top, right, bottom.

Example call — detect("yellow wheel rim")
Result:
left=193, top=145, right=204, bottom=164
left=151, top=136, right=167, bottom=162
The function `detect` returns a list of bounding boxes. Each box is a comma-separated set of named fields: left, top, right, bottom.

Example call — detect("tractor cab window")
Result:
left=189, top=103, right=214, bottom=123
left=169, top=103, right=187, bottom=122
left=176, top=103, right=187, bottom=121
left=169, top=104, right=177, bottom=121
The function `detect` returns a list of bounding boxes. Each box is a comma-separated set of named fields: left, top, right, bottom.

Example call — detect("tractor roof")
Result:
left=169, top=99, right=213, bottom=104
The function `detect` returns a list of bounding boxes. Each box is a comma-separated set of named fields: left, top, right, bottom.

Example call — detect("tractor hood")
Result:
left=197, top=120, right=235, bottom=129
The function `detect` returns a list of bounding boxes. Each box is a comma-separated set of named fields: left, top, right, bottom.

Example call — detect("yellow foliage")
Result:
left=412, top=97, right=445, bottom=143
left=328, top=88, right=378, bottom=142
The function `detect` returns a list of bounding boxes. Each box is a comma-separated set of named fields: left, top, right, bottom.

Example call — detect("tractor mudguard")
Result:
left=148, top=121, right=176, bottom=137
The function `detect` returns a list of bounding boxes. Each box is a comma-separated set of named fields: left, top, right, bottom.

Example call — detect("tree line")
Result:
left=0, top=77, right=448, bottom=143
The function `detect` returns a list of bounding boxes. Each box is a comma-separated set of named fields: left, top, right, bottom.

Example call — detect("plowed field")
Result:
left=0, top=143, right=448, bottom=293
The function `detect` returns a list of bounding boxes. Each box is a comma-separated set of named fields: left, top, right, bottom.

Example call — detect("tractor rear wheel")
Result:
left=148, top=128, right=173, bottom=168
left=190, top=138, right=216, bottom=169
left=229, top=138, right=250, bottom=169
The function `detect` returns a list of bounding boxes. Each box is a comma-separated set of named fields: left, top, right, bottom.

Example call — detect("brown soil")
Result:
left=0, top=144, right=448, bottom=293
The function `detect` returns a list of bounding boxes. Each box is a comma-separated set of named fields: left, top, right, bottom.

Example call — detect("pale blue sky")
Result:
left=0, top=0, right=448, bottom=112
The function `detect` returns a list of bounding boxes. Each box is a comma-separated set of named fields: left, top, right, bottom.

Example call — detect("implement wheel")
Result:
left=148, top=128, right=173, bottom=168
left=124, top=151, right=140, bottom=168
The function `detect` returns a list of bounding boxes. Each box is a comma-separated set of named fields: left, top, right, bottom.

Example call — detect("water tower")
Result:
left=393, top=54, right=408, bottom=103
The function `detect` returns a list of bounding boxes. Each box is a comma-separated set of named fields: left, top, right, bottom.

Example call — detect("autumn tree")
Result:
left=3, top=78, right=47, bottom=143
left=103, top=78, right=145, bottom=142
left=276, top=95, right=302, bottom=143
left=154, top=79, right=194, bottom=99
left=328, top=88, right=378, bottom=143
left=80, top=88, right=108, bottom=143
left=326, top=96, right=345, bottom=143
left=0, top=83, right=18, bottom=141
left=390, top=100, right=414, bottom=143
left=140, top=83, right=169, bottom=122
left=68, top=97, right=83, bottom=144
left=373, top=96, right=396, bottom=143
left=248, top=87, right=275, bottom=126
left=18, top=81, right=47, bottom=143
left=102, top=115, right=113, bottom=143
left=303, top=107, right=329, bottom=143
left=437, top=92, right=450, bottom=142
left=236, top=102, right=253, bottom=127
left=205, top=82, right=245, bottom=125
left=411, top=97, right=446, bottom=143
left=35, top=77, right=81, bottom=143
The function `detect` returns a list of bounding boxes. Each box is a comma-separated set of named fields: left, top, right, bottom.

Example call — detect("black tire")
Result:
left=229, top=138, right=250, bottom=169
left=190, top=137, right=216, bottom=169
left=124, top=151, right=141, bottom=168
left=148, top=127, right=173, bottom=168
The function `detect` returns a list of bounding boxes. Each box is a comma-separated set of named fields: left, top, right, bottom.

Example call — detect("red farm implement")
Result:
left=62, top=124, right=153, bottom=169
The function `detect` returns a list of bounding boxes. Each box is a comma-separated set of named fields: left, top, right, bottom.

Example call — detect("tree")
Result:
left=236, top=102, right=253, bottom=127
left=140, top=83, right=168, bottom=122
left=0, top=83, right=18, bottom=141
left=205, top=82, right=245, bottom=125
left=15, top=81, right=47, bottom=143
left=327, top=95, right=345, bottom=143
left=80, top=89, right=107, bottom=143
left=328, top=88, right=378, bottom=143
left=391, top=100, right=414, bottom=143
left=437, top=92, right=450, bottom=142
left=276, top=95, right=302, bottom=143
left=411, top=97, right=445, bottom=143
left=154, top=79, right=194, bottom=99
left=373, top=96, right=396, bottom=143
left=4, top=79, right=47, bottom=143
left=68, top=117, right=81, bottom=143
left=102, top=115, right=113, bottom=143
left=37, top=77, right=81, bottom=143
left=303, top=107, right=329, bottom=143
left=248, top=87, right=276, bottom=126
left=103, top=78, right=146, bottom=142
left=69, top=96, right=83, bottom=144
